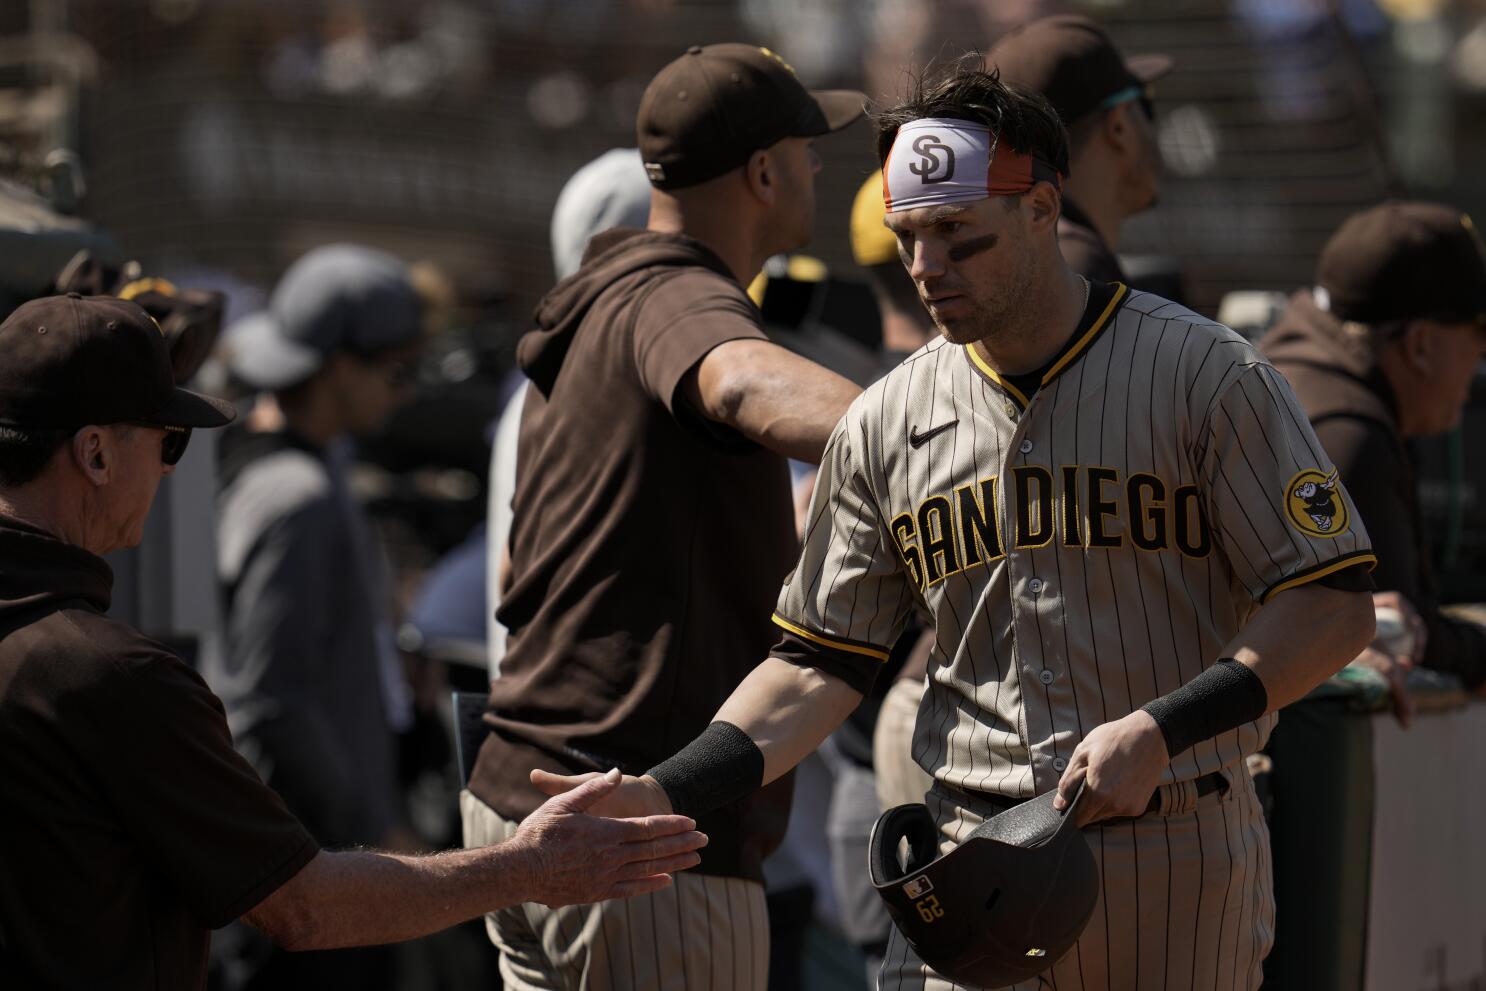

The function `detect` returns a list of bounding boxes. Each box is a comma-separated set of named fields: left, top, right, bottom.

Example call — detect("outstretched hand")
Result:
left=513, top=768, right=704, bottom=907
left=530, top=767, right=676, bottom=819
left=1053, top=710, right=1170, bottom=827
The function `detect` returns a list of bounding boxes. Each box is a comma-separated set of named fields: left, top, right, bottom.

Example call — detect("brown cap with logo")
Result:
left=0, top=293, right=235, bottom=430
left=989, top=15, right=1171, bottom=126
left=1318, top=201, right=1486, bottom=327
left=637, top=43, right=865, bottom=190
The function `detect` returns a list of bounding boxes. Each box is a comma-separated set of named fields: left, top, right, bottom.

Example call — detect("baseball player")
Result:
left=534, top=65, right=1378, bottom=990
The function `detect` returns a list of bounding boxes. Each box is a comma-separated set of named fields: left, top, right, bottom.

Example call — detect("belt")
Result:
left=965, top=771, right=1229, bottom=820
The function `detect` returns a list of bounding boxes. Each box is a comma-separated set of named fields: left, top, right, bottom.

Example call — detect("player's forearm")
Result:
left=646, top=657, right=863, bottom=817
left=1226, top=583, right=1376, bottom=710
left=243, top=845, right=539, bottom=950
left=691, top=339, right=860, bottom=463
left=714, top=656, right=863, bottom=783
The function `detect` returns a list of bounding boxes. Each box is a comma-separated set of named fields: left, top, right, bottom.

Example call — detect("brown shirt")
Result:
left=470, top=230, right=798, bottom=880
left=0, top=515, right=317, bottom=989
left=1260, top=292, right=1486, bottom=687
left=1058, top=199, right=1126, bottom=284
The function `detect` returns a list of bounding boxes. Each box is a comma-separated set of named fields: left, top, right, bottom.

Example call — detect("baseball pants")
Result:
left=460, top=790, right=769, bottom=991
left=877, top=767, right=1274, bottom=991
left=874, top=676, right=935, bottom=812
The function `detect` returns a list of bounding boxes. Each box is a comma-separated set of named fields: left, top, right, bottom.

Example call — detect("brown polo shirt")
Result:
left=470, top=230, right=798, bottom=881
left=0, top=515, right=318, bottom=989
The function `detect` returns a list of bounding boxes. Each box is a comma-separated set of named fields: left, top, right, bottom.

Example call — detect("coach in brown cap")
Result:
left=1262, top=202, right=1486, bottom=719
left=464, top=43, right=864, bottom=989
left=990, top=15, right=1170, bottom=281
left=0, top=294, right=705, bottom=989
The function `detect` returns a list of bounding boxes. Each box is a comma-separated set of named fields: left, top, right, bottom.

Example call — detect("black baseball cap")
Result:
left=0, top=293, right=235, bottom=430
left=637, top=43, right=865, bottom=190
left=989, top=15, right=1172, bottom=125
left=1317, top=201, right=1486, bottom=327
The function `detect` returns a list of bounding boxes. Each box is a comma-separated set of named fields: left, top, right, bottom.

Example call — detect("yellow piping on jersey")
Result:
left=961, top=282, right=1129, bottom=408
left=964, top=345, right=1032, bottom=408
left=1260, top=552, right=1377, bottom=603
left=771, top=614, right=891, bottom=662
left=1042, top=282, right=1128, bottom=382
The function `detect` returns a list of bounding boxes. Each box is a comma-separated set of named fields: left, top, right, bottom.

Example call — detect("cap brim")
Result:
left=807, top=89, right=867, bottom=134
left=224, top=311, right=323, bottom=391
left=139, top=387, right=237, bottom=429
left=1128, top=54, right=1173, bottom=83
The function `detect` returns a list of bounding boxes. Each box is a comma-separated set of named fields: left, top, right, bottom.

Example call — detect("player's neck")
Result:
left=972, top=267, right=1088, bottom=376
left=648, top=194, right=769, bottom=287
left=1061, top=180, right=1122, bottom=252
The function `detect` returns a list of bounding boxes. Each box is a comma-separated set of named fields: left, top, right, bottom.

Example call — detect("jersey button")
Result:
left=1052, top=757, right=1068, bottom=772
left=1019, top=439, right=1034, bottom=454
left=1039, top=670, right=1055, bottom=685
left=1029, top=578, right=1045, bottom=593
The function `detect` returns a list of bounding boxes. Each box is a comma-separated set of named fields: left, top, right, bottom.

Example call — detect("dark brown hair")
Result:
left=873, top=57, right=1070, bottom=177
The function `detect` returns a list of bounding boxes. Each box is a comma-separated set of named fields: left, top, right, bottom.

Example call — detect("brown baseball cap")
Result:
left=989, top=15, right=1171, bottom=126
left=637, top=43, right=865, bottom=190
left=0, top=293, right=235, bottom=430
left=1318, top=201, right=1486, bottom=327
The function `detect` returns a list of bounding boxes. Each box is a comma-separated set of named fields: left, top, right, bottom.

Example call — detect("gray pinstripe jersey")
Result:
left=773, top=285, right=1375, bottom=798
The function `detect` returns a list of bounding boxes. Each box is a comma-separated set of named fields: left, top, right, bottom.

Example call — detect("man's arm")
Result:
left=1055, top=582, right=1375, bottom=825
left=681, top=338, right=861, bottom=464
left=532, top=658, right=863, bottom=818
left=243, top=771, right=705, bottom=950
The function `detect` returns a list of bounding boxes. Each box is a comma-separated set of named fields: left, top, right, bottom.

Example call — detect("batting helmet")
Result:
left=868, top=785, right=1099, bottom=988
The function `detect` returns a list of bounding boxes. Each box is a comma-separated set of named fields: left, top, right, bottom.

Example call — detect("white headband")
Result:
left=882, top=118, right=1062, bottom=213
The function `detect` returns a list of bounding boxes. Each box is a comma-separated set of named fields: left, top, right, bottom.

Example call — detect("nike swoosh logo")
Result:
left=908, top=420, right=958, bottom=449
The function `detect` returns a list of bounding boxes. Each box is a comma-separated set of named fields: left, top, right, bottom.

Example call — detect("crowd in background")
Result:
left=4, top=3, right=1486, bottom=991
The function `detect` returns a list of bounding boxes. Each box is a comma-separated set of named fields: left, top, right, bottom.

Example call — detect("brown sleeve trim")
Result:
left=769, top=631, right=882, bottom=697
left=1260, top=550, right=1378, bottom=604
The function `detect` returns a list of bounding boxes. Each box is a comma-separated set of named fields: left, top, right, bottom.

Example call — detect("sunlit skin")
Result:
left=882, top=182, right=1088, bottom=375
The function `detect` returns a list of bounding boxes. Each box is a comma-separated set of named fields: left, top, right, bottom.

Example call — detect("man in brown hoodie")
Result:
left=462, top=44, right=863, bottom=989
left=1260, top=201, right=1486, bottom=717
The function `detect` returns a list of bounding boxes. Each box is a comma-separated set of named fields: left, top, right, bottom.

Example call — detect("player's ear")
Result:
left=1399, top=320, right=1433, bottom=373
left=744, top=149, right=775, bottom=207
left=71, top=425, right=112, bottom=487
left=1025, top=182, right=1061, bottom=233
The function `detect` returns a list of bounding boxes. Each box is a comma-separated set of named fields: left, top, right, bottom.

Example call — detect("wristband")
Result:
left=1140, top=658, right=1268, bottom=758
left=645, top=721, right=765, bottom=819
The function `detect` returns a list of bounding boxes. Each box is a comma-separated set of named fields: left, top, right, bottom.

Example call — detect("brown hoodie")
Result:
left=1260, top=292, right=1486, bottom=687
left=0, top=515, right=315, bottom=988
left=471, top=229, right=797, bottom=880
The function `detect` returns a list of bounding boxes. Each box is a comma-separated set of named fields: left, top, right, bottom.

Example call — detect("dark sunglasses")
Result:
left=127, top=424, right=192, bottom=466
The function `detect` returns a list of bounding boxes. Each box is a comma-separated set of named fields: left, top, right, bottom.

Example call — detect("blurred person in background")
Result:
left=200, top=243, right=429, bottom=989
left=486, top=147, right=653, bottom=675
left=463, top=43, right=863, bottom=990
left=0, top=295, right=706, bottom=990
left=988, top=14, right=1169, bottom=283
left=1260, top=201, right=1486, bottom=723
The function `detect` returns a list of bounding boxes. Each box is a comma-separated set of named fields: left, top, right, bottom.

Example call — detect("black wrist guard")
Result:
left=645, top=721, right=765, bottom=819
left=1140, top=658, right=1269, bottom=758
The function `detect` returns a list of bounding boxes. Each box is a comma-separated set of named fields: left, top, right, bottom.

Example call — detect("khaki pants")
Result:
left=874, top=676, right=935, bottom=812
left=877, top=768, right=1274, bottom=991
left=460, top=791, right=769, bottom=991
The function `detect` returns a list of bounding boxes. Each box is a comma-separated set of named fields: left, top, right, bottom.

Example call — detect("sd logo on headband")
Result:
left=883, top=118, right=1063, bottom=213
left=909, top=134, right=956, bottom=184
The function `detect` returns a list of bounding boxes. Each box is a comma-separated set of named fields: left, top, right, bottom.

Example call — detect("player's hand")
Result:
left=1350, top=644, right=1415, bottom=728
left=513, top=768, right=705, bottom=907
left=1053, top=710, right=1169, bottom=827
left=1372, top=590, right=1426, bottom=666
left=530, top=767, right=676, bottom=819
